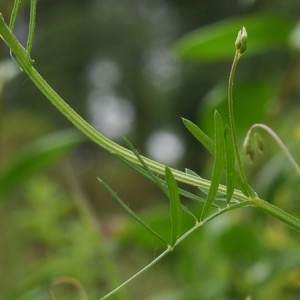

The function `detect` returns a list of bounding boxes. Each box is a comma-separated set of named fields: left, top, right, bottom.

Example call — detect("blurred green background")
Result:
left=1, top=0, right=300, bottom=299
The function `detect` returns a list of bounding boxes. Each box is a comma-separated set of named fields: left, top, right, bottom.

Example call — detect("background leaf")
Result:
left=182, top=118, right=215, bottom=155
left=0, top=129, right=84, bottom=196
left=174, top=13, right=293, bottom=62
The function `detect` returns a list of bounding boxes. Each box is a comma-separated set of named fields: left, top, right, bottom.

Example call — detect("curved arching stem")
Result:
left=245, top=123, right=300, bottom=176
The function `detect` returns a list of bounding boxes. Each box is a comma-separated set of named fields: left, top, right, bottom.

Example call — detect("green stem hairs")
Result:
left=0, top=2, right=299, bottom=299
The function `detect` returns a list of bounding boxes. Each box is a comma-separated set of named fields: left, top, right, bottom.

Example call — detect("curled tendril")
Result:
left=244, top=124, right=300, bottom=176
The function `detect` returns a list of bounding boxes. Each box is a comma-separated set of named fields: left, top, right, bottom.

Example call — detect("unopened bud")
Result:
left=235, top=26, right=248, bottom=54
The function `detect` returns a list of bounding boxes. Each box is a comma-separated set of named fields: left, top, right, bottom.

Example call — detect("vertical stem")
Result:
left=228, top=51, right=256, bottom=198
left=26, top=0, right=37, bottom=54
left=9, top=0, right=22, bottom=30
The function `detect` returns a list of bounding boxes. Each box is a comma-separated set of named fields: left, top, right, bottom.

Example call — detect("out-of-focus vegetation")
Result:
left=1, top=0, right=300, bottom=299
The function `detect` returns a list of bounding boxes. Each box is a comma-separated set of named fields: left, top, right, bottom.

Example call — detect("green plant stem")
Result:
left=100, top=200, right=253, bottom=299
left=0, top=13, right=247, bottom=201
left=246, top=123, right=300, bottom=176
left=0, top=14, right=300, bottom=235
left=99, top=248, right=171, bottom=300
left=9, top=0, right=22, bottom=30
left=99, top=196, right=300, bottom=299
left=251, top=198, right=300, bottom=231
left=26, top=0, right=37, bottom=54
left=228, top=51, right=256, bottom=198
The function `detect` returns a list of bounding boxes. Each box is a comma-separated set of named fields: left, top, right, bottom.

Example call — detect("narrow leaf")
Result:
left=224, top=126, right=235, bottom=203
left=185, top=168, right=203, bottom=178
left=197, top=186, right=210, bottom=196
left=116, top=154, right=152, bottom=181
left=177, top=187, right=206, bottom=205
left=117, top=154, right=209, bottom=205
left=123, top=138, right=167, bottom=194
left=185, top=168, right=212, bottom=199
left=200, top=111, right=225, bottom=220
left=182, top=118, right=215, bottom=155
left=165, top=167, right=182, bottom=246
left=181, top=204, right=198, bottom=222
left=183, top=120, right=249, bottom=197
left=97, top=178, right=168, bottom=245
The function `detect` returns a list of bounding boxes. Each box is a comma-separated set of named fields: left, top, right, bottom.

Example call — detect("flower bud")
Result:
left=235, top=26, right=248, bottom=54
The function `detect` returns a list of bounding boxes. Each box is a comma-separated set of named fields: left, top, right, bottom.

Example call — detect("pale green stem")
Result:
left=100, top=200, right=253, bottom=299
left=99, top=248, right=171, bottom=300
left=252, top=198, right=300, bottom=231
left=9, top=0, right=22, bottom=30
left=26, top=0, right=37, bottom=54
left=99, top=196, right=300, bottom=299
left=246, top=123, right=300, bottom=176
left=1, top=13, right=299, bottom=231
left=0, top=13, right=249, bottom=202
left=228, top=51, right=256, bottom=198
left=8, top=0, right=23, bottom=62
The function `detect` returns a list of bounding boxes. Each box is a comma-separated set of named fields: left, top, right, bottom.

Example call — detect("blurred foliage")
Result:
left=1, top=0, right=300, bottom=299
left=174, top=13, right=293, bottom=61
left=0, top=129, right=85, bottom=195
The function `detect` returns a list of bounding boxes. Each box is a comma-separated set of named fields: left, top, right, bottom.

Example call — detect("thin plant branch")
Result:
left=26, top=0, right=37, bottom=54
left=99, top=200, right=253, bottom=300
left=228, top=27, right=256, bottom=198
